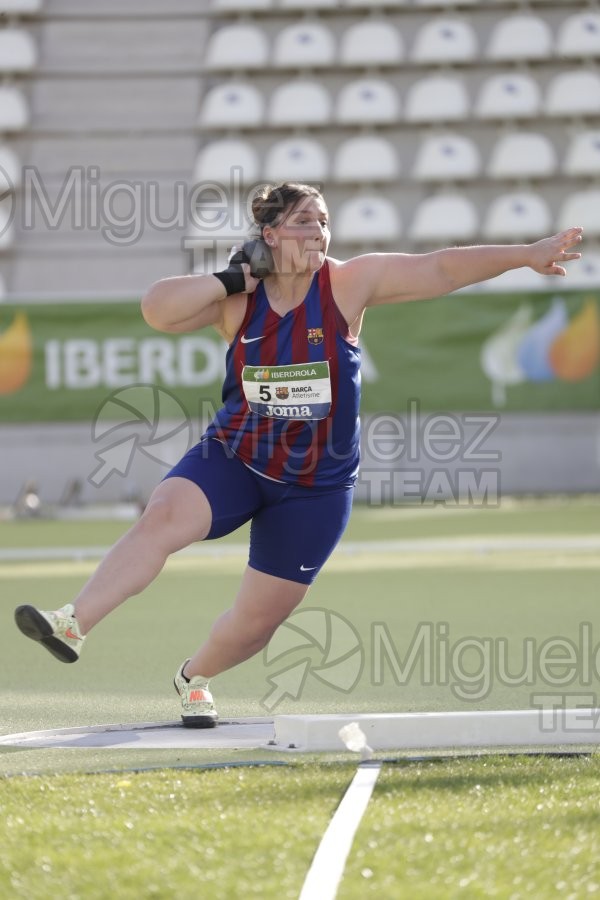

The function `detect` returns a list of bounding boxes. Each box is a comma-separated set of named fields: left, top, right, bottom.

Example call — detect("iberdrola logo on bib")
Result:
left=0, top=312, right=33, bottom=395
left=243, top=361, right=332, bottom=421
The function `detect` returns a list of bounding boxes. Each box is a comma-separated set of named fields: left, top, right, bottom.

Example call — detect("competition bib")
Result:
left=242, top=361, right=332, bottom=420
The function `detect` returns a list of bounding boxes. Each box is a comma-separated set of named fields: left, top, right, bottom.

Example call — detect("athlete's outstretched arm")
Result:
left=337, top=227, right=583, bottom=313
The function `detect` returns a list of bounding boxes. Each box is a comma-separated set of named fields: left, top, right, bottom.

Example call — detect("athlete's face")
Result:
left=267, top=196, right=330, bottom=275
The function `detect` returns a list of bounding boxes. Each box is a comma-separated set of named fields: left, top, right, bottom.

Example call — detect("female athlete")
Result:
left=15, top=182, right=583, bottom=727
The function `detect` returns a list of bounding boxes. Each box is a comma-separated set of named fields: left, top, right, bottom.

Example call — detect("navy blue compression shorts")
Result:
left=163, top=438, right=354, bottom=585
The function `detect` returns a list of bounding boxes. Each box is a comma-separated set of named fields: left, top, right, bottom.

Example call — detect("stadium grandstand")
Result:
left=0, top=0, right=598, bottom=506
left=1, top=0, right=599, bottom=296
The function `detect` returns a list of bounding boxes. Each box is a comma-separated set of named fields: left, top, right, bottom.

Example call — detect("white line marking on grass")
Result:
left=299, top=763, right=382, bottom=900
left=1, top=535, right=599, bottom=563
left=1, top=536, right=599, bottom=577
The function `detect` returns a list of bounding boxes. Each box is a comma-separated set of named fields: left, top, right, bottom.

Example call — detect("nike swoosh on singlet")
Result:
left=240, top=335, right=264, bottom=344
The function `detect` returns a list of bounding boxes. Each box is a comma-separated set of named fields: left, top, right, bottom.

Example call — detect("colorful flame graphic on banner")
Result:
left=0, top=312, right=33, bottom=395
left=481, top=298, right=600, bottom=406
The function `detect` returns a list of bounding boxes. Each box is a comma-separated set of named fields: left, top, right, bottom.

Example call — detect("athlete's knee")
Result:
left=237, top=606, right=292, bottom=649
left=134, top=488, right=209, bottom=548
left=137, top=495, right=179, bottom=533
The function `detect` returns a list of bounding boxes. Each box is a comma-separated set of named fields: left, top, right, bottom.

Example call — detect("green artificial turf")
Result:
left=0, top=497, right=599, bottom=898
left=1, top=756, right=599, bottom=900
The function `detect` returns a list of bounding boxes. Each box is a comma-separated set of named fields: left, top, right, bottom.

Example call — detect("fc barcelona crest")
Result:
left=307, top=327, right=324, bottom=346
left=276, top=386, right=289, bottom=399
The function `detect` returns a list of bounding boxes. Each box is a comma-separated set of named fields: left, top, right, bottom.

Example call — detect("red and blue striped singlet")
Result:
left=204, top=259, right=361, bottom=487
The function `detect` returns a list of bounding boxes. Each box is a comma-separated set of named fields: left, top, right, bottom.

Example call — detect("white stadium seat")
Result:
left=404, top=76, right=469, bottom=123
left=194, top=139, right=260, bottom=185
left=545, top=70, right=600, bottom=117
left=332, top=135, right=400, bottom=183
left=474, top=73, right=541, bottom=120
left=0, top=29, right=37, bottom=73
left=199, top=83, right=265, bottom=128
left=487, top=133, right=557, bottom=179
left=335, top=78, right=399, bottom=125
left=409, top=194, right=478, bottom=242
left=557, top=13, right=600, bottom=59
left=339, top=20, right=403, bottom=67
left=188, top=198, right=252, bottom=247
left=483, top=192, right=551, bottom=240
left=0, top=86, right=29, bottom=131
left=412, top=18, right=478, bottom=64
left=204, top=24, right=269, bottom=71
left=273, top=22, right=336, bottom=69
left=269, top=81, right=332, bottom=126
left=0, top=145, right=21, bottom=191
left=558, top=252, right=600, bottom=288
left=336, top=195, right=401, bottom=243
left=486, top=15, right=553, bottom=61
left=413, top=134, right=481, bottom=181
left=474, top=266, right=548, bottom=294
left=263, top=138, right=329, bottom=182
left=557, top=190, right=600, bottom=235
left=563, top=131, right=600, bottom=176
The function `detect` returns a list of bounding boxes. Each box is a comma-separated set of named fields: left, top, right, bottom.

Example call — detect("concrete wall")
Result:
left=1, top=413, right=598, bottom=510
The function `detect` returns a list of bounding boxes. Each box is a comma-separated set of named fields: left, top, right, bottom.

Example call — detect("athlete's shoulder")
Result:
left=324, top=255, right=361, bottom=289
left=326, top=253, right=380, bottom=284
left=325, top=254, right=376, bottom=321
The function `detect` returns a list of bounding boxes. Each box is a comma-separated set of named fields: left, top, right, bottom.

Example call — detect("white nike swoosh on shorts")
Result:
left=300, top=565, right=318, bottom=572
left=240, top=335, right=264, bottom=344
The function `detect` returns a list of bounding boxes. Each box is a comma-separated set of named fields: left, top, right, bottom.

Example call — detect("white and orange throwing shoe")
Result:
left=174, top=659, right=218, bottom=729
left=14, top=603, right=85, bottom=663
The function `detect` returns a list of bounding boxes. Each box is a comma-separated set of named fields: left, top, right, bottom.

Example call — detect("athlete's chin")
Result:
left=285, top=249, right=326, bottom=274
left=305, top=249, right=326, bottom=270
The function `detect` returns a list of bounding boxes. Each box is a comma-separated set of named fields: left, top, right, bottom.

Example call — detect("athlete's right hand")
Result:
left=228, top=248, right=261, bottom=294
left=239, top=262, right=261, bottom=294
left=214, top=240, right=273, bottom=296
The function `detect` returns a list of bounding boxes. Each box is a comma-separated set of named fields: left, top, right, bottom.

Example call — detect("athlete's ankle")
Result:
left=182, top=663, right=210, bottom=684
left=67, top=604, right=89, bottom=637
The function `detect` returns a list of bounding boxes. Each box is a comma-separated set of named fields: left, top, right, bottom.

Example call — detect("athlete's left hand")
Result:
left=527, top=226, right=583, bottom=277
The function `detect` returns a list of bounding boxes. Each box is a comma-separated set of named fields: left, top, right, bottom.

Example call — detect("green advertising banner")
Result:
left=0, top=290, right=598, bottom=423
left=0, top=301, right=226, bottom=423
left=360, top=289, right=600, bottom=413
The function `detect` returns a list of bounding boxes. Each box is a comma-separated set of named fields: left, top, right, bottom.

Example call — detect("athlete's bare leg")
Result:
left=73, top=477, right=212, bottom=634
left=184, top=566, right=309, bottom=679
left=71, top=478, right=309, bottom=679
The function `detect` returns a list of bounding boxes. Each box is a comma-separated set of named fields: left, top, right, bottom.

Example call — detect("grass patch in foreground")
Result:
left=1, top=756, right=600, bottom=899
left=0, top=765, right=349, bottom=900
left=341, top=754, right=600, bottom=898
